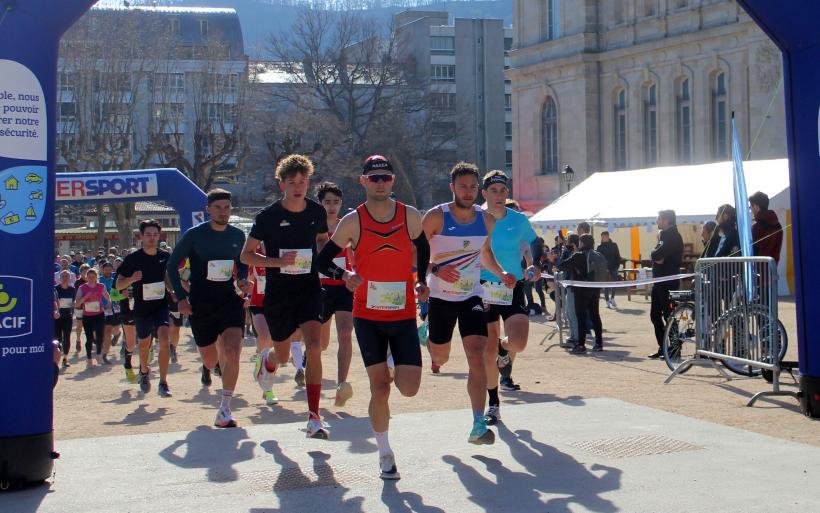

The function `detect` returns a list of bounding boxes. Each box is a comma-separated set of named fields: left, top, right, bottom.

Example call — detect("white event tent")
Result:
left=529, top=159, right=793, bottom=294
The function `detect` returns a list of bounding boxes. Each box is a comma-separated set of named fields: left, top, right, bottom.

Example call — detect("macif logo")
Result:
left=0, top=276, right=32, bottom=338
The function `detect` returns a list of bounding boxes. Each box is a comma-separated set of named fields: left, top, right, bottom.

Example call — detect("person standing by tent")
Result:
left=596, top=231, right=621, bottom=309
left=714, top=204, right=740, bottom=257
left=648, top=210, right=683, bottom=359
left=749, top=191, right=783, bottom=263
left=700, top=221, right=718, bottom=258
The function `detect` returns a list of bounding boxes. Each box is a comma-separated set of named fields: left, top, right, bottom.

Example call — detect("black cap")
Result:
left=362, top=155, right=393, bottom=173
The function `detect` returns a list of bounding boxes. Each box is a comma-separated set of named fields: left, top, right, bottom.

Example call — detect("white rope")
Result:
left=541, top=272, right=695, bottom=289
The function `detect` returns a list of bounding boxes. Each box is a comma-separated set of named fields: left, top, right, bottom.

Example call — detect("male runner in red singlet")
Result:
left=316, top=155, right=430, bottom=480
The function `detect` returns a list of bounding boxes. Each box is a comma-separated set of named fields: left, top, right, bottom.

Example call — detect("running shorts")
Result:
left=105, top=313, right=122, bottom=327
left=353, top=318, right=422, bottom=368
left=321, top=284, right=353, bottom=323
left=263, top=285, right=323, bottom=342
left=428, top=296, right=488, bottom=344
left=135, top=307, right=170, bottom=340
left=482, top=281, right=528, bottom=323
left=169, top=310, right=184, bottom=327
left=189, top=295, right=245, bottom=347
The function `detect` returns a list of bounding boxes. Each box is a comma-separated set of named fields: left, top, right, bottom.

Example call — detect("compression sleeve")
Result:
left=316, top=240, right=347, bottom=280
left=413, top=233, right=430, bottom=283
left=167, top=229, right=193, bottom=300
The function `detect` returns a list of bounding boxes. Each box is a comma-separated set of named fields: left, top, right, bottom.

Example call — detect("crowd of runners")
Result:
left=53, top=154, right=550, bottom=480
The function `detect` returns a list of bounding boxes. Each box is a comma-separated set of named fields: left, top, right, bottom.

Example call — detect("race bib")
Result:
left=319, top=257, right=347, bottom=279
left=255, top=275, right=266, bottom=293
left=280, top=249, right=313, bottom=275
left=142, top=281, right=166, bottom=301
left=366, top=281, right=406, bottom=310
left=207, top=260, right=234, bottom=282
left=85, top=301, right=101, bottom=313
left=482, top=281, right=513, bottom=306
left=59, top=298, right=73, bottom=309
left=439, top=277, right=477, bottom=298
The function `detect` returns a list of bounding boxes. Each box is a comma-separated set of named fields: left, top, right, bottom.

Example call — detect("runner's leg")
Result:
left=335, top=311, right=353, bottom=384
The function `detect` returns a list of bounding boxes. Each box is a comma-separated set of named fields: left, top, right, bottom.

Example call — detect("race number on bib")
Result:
left=207, top=260, right=234, bottom=282
left=319, top=257, right=347, bottom=279
left=366, top=281, right=406, bottom=310
left=85, top=301, right=101, bottom=313
left=280, top=249, right=313, bottom=275
left=142, top=281, right=166, bottom=301
left=439, top=277, right=477, bottom=298
left=59, top=298, right=73, bottom=309
left=482, top=281, right=513, bottom=306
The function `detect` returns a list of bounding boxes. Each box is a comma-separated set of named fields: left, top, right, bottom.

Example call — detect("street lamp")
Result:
left=561, top=164, right=575, bottom=192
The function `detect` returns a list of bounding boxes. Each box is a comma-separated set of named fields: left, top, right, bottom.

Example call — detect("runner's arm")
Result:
left=529, top=237, right=544, bottom=268
left=167, top=229, right=193, bottom=300
left=315, top=213, right=357, bottom=280
left=234, top=232, right=249, bottom=281
left=421, top=207, right=442, bottom=277
left=407, top=207, right=429, bottom=282
left=480, top=213, right=509, bottom=280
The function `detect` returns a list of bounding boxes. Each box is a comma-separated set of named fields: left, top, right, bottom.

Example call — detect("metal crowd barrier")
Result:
left=665, top=256, right=798, bottom=406
left=541, top=271, right=570, bottom=347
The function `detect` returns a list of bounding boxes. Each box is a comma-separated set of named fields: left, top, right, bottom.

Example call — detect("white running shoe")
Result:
left=253, top=349, right=277, bottom=391
left=610, top=298, right=618, bottom=308
left=306, top=416, right=329, bottom=439
left=214, top=407, right=237, bottom=428
left=379, top=453, right=400, bottom=480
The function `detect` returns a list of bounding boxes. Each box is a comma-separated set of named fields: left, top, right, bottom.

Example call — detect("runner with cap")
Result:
left=479, top=170, right=543, bottom=425
left=422, top=162, right=516, bottom=445
left=316, top=154, right=430, bottom=479
left=168, top=189, right=251, bottom=426
left=316, top=181, right=355, bottom=407
left=241, top=154, right=331, bottom=439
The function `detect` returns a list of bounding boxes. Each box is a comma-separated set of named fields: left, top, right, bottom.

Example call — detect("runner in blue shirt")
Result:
left=479, top=170, right=543, bottom=425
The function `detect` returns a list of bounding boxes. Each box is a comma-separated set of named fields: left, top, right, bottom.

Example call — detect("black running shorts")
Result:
left=321, top=284, right=353, bottom=323
left=482, top=281, right=528, bottom=323
left=263, top=286, right=323, bottom=342
left=353, top=317, right=422, bottom=368
left=119, top=299, right=135, bottom=326
left=248, top=306, right=265, bottom=317
left=189, top=295, right=245, bottom=348
left=428, top=296, right=488, bottom=344
left=169, top=311, right=184, bottom=327
left=105, top=313, right=122, bottom=327
left=135, top=306, right=170, bottom=340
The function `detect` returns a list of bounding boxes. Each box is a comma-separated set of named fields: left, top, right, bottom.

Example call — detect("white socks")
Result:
left=220, top=389, right=233, bottom=411
left=291, top=341, right=304, bottom=370
left=373, top=430, right=392, bottom=457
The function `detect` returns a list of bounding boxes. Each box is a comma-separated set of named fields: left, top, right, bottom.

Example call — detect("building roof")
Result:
left=85, top=201, right=177, bottom=215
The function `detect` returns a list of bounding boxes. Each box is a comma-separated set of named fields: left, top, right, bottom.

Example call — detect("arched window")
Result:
left=542, top=97, right=558, bottom=174
left=712, top=71, right=728, bottom=159
left=643, top=83, right=658, bottom=166
left=676, top=77, right=692, bottom=163
left=614, top=88, right=627, bottom=170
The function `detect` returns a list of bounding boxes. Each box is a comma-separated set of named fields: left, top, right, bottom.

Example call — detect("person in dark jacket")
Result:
left=749, top=191, right=783, bottom=264
left=700, top=221, right=718, bottom=258
left=556, top=234, right=603, bottom=354
left=648, top=210, right=684, bottom=359
left=713, top=204, right=740, bottom=257
left=596, top=231, right=621, bottom=309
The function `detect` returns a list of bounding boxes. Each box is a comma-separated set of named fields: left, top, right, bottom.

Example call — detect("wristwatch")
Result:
left=431, top=264, right=440, bottom=275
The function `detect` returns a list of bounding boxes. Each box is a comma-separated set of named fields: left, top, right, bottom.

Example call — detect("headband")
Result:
left=483, top=174, right=509, bottom=189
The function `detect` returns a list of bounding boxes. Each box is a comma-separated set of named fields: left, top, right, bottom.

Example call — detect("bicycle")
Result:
left=662, top=290, right=697, bottom=373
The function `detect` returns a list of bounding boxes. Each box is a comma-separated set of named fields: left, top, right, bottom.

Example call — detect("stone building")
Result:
left=508, top=0, right=786, bottom=211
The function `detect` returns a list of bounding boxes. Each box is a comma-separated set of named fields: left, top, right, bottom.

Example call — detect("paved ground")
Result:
left=5, top=398, right=820, bottom=513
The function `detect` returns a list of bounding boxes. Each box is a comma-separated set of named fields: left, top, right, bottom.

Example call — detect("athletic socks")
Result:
left=220, top=389, right=234, bottom=411
left=124, top=351, right=132, bottom=369
left=473, top=411, right=485, bottom=426
left=291, top=341, right=304, bottom=371
left=306, top=383, right=321, bottom=418
left=488, top=387, right=500, bottom=408
left=373, top=430, right=392, bottom=458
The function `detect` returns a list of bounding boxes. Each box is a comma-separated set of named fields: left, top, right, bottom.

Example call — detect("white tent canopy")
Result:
left=530, top=159, right=790, bottom=230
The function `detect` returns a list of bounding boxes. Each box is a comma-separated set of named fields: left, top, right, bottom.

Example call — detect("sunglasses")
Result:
left=363, top=173, right=394, bottom=183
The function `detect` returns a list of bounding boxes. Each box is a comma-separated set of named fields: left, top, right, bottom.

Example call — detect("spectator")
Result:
left=648, top=209, right=684, bottom=359
left=596, top=231, right=621, bottom=309
left=577, top=222, right=591, bottom=236
left=556, top=233, right=603, bottom=353
left=714, top=204, right=739, bottom=257
left=749, top=191, right=783, bottom=264
left=70, top=252, right=84, bottom=275
left=700, top=220, right=718, bottom=258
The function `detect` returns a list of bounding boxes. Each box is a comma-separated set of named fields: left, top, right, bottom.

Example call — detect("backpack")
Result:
left=586, top=249, right=609, bottom=282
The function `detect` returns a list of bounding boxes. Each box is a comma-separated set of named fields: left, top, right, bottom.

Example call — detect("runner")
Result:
left=73, top=264, right=90, bottom=356
left=241, top=154, right=330, bottom=439
left=422, top=162, right=516, bottom=445
left=315, top=154, right=430, bottom=479
left=74, top=268, right=111, bottom=367
left=118, top=257, right=139, bottom=384
left=99, top=262, right=122, bottom=364
left=247, top=243, right=279, bottom=406
left=168, top=190, right=251, bottom=426
left=479, top=170, right=542, bottom=425
left=117, top=220, right=175, bottom=397
left=54, top=270, right=75, bottom=370
left=316, top=181, right=355, bottom=407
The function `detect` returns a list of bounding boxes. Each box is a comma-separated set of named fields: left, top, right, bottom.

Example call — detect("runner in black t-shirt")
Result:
left=116, top=220, right=174, bottom=398
left=54, top=271, right=76, bottom=370
left=241, top=154, right=331, bottom=439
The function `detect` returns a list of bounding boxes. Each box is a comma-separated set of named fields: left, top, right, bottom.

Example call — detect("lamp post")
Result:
left=561, top=164, right=575, bottom=192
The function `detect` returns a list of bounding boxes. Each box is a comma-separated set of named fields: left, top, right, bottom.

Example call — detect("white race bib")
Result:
left=255, top=275, right=266, bottom=293
left=439, top=277, right=477, bottom=298
left=319, top=257, right=347, bottom=279
left=280, top=249, right=313, bottom=275
left=59, top=298, right=73, bottom=309
left=85, top=301, right=101, bottom=313
left=366, top=281, right=406, bottom=310
left=207, top=260, right=234, bottom=282
left=142, top=281, right=166, bottom=301
left=482, top=281, right=513, bottom=306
